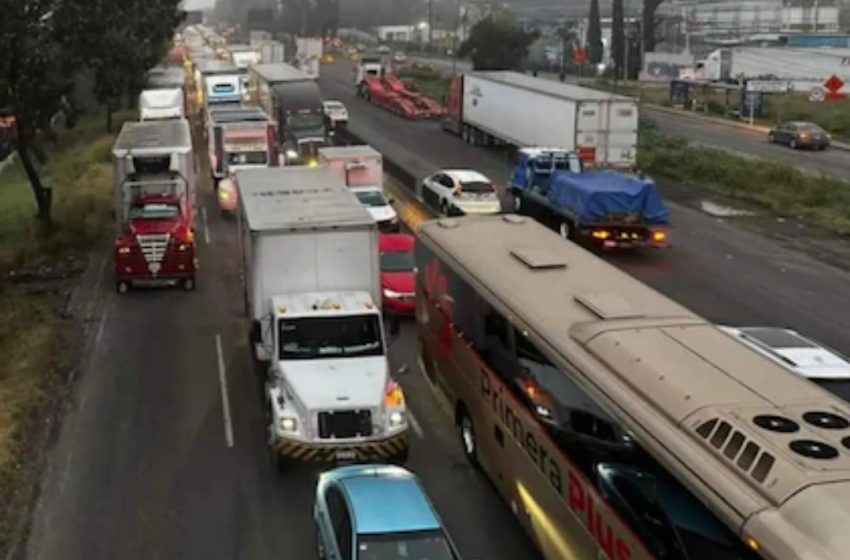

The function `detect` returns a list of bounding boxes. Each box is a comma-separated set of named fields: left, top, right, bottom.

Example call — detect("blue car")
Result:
left=314, top=464, right=461, bottom=560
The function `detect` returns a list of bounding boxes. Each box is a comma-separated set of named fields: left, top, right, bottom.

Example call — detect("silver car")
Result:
left=721, top=326, right=850, bottom=401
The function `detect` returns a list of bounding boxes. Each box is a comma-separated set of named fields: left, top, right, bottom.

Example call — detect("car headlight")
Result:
left=388, top=410, right=406, bottom=427
left=285, top=149, right=298, bottom=159
left=383, top=288, right=402, bottom=298
left=280, top=417, right=298, bottom=433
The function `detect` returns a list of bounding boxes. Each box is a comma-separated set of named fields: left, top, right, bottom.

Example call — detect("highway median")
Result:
left=0, top=108, right=131, bottom=553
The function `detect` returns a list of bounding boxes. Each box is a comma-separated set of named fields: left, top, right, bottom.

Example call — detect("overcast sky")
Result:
left=182, top=0, right=214, bottom=10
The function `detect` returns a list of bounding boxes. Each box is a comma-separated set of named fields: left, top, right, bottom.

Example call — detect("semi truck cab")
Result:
left=265, top=292, right=409, bottom=467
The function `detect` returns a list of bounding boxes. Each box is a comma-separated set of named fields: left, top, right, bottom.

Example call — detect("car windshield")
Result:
left=741, top=328, right=815, bottom=349
left=355, top=190, right=388, bottom=207
left=380, top=250, right=414, bottom=272
left=460, top=180, right=494, bottom=194
left=278, top=314, right=384, bottom=360
left=814, top=378, right=850, bottom=402
left=357, top=530, right=455, bottom=560
left=797, top=123, right=823, bottom=132
left=325, top=102, right=344, bottom=111
left=227, top=151, right=267, bottom=165
left=128, top=203, right=180, bottom=220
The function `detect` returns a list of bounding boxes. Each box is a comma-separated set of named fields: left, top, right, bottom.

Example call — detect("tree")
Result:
left=587, top=0, right=603, bottom=65
left=643, top=0, right=664, bottom=53
left=612, top=0, right=625, bottom=78
left=457, top=9, right=538, bottom=71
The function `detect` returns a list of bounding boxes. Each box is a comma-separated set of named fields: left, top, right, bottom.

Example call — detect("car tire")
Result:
left=458, top=408, right=480, bottom=469
left=116, top=280, right=129, bottom=294
left=790, top=138, right=797, bottom=149
left=513, top=194, right=522, bottom=212
left=767, top=132, right=774, bottom=143
left=559, top=221, right=572, bottom=240
left=440, top=200, right=449, bottom=216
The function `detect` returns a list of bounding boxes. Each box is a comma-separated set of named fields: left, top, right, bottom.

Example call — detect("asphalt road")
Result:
left=24, top=119, right=541, bottom=558
left=320, top=60, right=850, bottom=357
left=407, top=54, right=850, bottom=178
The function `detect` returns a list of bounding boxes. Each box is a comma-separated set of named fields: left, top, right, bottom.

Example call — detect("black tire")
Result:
left=790, top=138, right=797, bottom=149
left=767, top=132, right=774, bottom=143
left=440, top=200, right=449, bottom=216
left=513, top=193, right=522, bottom=212
left=116, top=280, right=129, bottom=294
left=458, top=408, right=480, bottom=468
left=182, top=276, right=195, bottom=291
left=559, top=221, right=572, bottom=240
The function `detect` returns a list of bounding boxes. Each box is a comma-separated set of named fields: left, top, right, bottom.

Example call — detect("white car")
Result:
left=392, top=52, right=407, bottom=64
left=351, top=186, right=398, bottom=231
left=420, top=169, right=501, bottom=216
left=322, top=100, right=348, bottom=127
left=377, top=44, right=390, bottom=54
left=721, top=326, right=850, bottom=401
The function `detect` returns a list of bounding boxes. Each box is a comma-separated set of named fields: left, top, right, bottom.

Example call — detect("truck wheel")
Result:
left=116, top=280, right=129, bottom=294
left=513, top=194, right=522, bottom=212
left=458, top=409, right=480, bottom=469
left=182, top=277, right=195, bottom=291
left=767, top=132, right=774, bottom=143
left=461, top=126, right=469, bottom=144
left=559, top=221, right=573, bottom=240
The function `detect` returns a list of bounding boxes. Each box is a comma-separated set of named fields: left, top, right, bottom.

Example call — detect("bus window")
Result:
left=514, top=330, right=631, bottom=455
left=479, top=307, right=514, bottom=380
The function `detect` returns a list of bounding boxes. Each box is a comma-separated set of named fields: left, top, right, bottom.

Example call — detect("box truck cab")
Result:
left=318, top=145, right=398, bottom=231
left=111, top=119, right=197, bottom=293
left=236, top=166, right=408, bottom=467
left=196, top=60, right=244, bottom=117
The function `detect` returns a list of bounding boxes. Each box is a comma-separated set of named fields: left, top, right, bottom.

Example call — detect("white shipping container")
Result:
left=236, top=166, right=380, bottom=322
left=139, top=88, right=184, bottom=121
left=260, top=41, right=285, bottom=64
left=462, top=72, right=638, bottom=167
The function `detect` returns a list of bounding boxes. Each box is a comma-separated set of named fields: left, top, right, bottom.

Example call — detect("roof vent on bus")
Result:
left=695, top=418, right=776, bottom=483
left=574, top=292, right=644, bottom=320
left=510, top=247, right=566, bottom=270
left=753, top=414, right=800, bottom=433
left=789, top=440, right=839, bottom=460
left=802, top=411, right=850, bottom=430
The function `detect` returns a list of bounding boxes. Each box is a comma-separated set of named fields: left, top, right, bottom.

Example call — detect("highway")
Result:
left=408, top=54, right=850, bottom=178
left=24, top=120, right=541, bottom=559
left=319, top=59, right=850, bottom=355
left=20, top=59, right=850, bottom=560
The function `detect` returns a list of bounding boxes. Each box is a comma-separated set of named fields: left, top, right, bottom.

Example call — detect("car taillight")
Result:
left=592, top=229, right=611, bottom=240
left=384, top=379, right=405, bottom=407
left=652, top=230, right=668, bottom=243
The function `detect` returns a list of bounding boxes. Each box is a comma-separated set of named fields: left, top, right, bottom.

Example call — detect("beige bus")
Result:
left=416, top=214, right=850, bottom=560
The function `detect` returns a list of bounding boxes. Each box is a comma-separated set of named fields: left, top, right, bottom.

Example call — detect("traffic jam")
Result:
left=110, top=25, right=850, bottom=560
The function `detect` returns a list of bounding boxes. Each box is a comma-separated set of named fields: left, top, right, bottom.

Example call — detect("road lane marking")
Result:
left=215, top=334, right=234, bottom=448
left=202, top=206, right=211, bottom=245
left=407, top=409, right=424, bottom=439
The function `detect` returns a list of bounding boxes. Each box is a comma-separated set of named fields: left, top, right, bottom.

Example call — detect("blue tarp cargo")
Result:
left=547, top=171, right=670, bottom=225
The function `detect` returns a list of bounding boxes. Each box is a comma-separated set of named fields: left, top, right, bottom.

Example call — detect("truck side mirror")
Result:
left=125, top=155, right=136, bottom=175
left=250, top=319, right=262, bottom=344
left=169, top=153, right=180, bottom=173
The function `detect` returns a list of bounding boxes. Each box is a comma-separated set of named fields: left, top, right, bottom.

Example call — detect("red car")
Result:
left=379, top=233, right=416, bottom=315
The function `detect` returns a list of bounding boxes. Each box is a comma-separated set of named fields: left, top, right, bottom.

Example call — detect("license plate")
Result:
left=148, top=262, right=161, bottom=274
left=336, top=449, right=356, bottom=461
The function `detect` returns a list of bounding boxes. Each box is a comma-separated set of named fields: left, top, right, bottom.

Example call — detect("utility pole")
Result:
left=427, top=0, right=433, bottom=49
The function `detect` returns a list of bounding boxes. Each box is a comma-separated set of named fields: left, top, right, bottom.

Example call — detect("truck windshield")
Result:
left=278, top=314, right=384, bottom=360
left=227, top=151, right=268, bottom=165
left=287, top=114, right=325, bottom=131
left=128, top=203, right=180, bottom=220
left=354, top=190, right=388, bottom=207
left=357, top=530, right=455, bottom=560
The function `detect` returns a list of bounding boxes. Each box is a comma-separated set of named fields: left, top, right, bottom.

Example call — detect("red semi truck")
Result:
left=111, top=118, right=198, bottom=293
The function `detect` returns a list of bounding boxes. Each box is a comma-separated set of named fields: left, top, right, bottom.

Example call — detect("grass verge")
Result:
left=0, top=108, right=132, bottom=552
left=639, top=126, right=850, bottom=234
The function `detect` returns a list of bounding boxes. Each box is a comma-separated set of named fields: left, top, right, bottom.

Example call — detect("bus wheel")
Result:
left=458, top=410, right=480, bottom=468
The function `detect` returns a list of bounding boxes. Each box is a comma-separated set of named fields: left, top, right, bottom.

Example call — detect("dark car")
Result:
left=768, top=121, right=830, bottom=150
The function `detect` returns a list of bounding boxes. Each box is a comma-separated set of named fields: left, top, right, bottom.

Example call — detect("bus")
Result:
left=416, top=214, right=850, bottom=560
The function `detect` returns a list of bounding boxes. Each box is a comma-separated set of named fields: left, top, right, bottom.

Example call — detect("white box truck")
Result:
left=259, top=40, right=285, bottom=64
left=318, top=146, right=398, bottom=231
left=236, top=165, right=408, bottom=468
left=295, top=37, right=323, bottom=79
left=443, top=71, right=639, bottom=168
left=139, top=88, right=185, bottom=121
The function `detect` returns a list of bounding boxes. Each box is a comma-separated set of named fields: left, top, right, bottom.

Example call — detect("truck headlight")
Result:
left=388, top=410, right=406, bottom=427
left=285, top=149, right=298, bottom=159
left=280, top=417, right=298, bottom=432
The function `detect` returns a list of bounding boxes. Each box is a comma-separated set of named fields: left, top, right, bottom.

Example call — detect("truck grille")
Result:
left=136, top=233, right=170, bottom=263
left=318, top=410, right=373, bottom=439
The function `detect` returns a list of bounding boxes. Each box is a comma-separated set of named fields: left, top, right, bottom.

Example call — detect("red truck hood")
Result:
left=128, top=218, right=183, bottom=236
left=381, top=271, right=415, bottom=294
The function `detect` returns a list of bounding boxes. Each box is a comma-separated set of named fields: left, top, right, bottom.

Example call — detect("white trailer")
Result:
left=139, top=88, right=185, bottom=121
left=259, top=40, right=285, bottom=64
left=229, top=44, right=261, bottom=69
left=295, top=37, right=323, bottom=79
left=236, top=165, right=407, bottom=468
left=444, top=71, right=639, bottom=168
